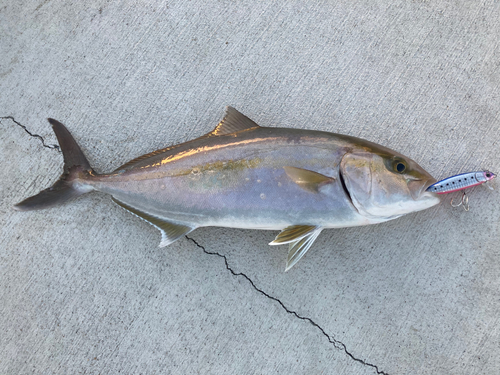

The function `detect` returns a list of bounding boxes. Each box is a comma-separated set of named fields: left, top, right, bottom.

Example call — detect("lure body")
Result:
left=426, top=171, right=496, bottom=194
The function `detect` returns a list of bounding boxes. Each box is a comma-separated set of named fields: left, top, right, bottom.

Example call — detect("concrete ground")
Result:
left=1, top=1, right=499, bottom=374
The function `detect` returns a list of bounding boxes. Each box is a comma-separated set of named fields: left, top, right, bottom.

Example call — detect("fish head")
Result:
left=339, top=149, right=441, bottom=220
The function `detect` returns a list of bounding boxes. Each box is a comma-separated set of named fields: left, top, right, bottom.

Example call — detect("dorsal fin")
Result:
left=114, top=107, right=260, bottom=172
left=114, top=145, right=181, bottom=171
left=209, top=106, right=261, bottom=136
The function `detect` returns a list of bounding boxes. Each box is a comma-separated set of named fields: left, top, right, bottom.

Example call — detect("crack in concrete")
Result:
left=186, top=235, right=389, bottom=375
left=0, top=116, right=61, bottom=152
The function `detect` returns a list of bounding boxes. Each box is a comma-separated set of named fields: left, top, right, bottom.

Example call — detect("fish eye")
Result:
left=393, top=160, right=407, bottom=174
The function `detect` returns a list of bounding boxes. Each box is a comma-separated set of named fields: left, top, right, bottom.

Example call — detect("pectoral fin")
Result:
left=283, top=166, right=334, bottom=193
left=113, top=198, right=195, bottom=247
left=285, top=227, right=323, bottom=271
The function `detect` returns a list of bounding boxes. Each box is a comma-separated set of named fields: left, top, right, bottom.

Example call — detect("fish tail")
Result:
left=14, top=118, right=95, bottom=211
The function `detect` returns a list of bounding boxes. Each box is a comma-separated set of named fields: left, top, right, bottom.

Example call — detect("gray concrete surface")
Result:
left=1, top=1, right=499, bottom=374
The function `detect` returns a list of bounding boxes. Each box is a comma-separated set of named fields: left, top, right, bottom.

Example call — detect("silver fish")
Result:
left=14, top=107, right=441, bottom=270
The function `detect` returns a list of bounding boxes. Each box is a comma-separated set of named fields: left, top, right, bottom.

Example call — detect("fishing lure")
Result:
left=426, top=170, right=496, bottom=194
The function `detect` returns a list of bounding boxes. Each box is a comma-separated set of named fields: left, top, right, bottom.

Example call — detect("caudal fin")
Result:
left=14, top=119, right=95, bottom=211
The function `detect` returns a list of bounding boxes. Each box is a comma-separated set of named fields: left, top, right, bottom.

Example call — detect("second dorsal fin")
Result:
left=209, top=106, right=261, bottom=136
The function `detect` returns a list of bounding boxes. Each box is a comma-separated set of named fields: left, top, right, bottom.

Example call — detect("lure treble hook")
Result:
left=450, top=191, right=469, bottom=211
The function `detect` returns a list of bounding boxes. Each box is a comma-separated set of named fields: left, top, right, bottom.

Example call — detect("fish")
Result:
left=426, top=170, right=496, bottom=194
left=14, top=107, right=442, bottom=270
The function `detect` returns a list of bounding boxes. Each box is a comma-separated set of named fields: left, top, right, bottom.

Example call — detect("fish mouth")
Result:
left=411, top=178, right=438, bottom=200
left=423, top=178, right=438, bottom=195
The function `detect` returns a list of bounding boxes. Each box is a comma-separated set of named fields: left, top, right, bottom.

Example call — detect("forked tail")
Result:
left=14, top=119, right=95, bottom=211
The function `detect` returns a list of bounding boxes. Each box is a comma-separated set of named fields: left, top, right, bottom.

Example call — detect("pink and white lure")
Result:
left=426, top=170, right=496, bottom=194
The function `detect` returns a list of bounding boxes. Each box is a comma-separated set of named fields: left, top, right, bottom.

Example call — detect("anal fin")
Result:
left=112, top=198, right=195, bottom=247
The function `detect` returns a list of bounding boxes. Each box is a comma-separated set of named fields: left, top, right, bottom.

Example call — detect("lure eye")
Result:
left=393, top=160, right=407, bottom=174
left=486, top=173, right=491, bottom=178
